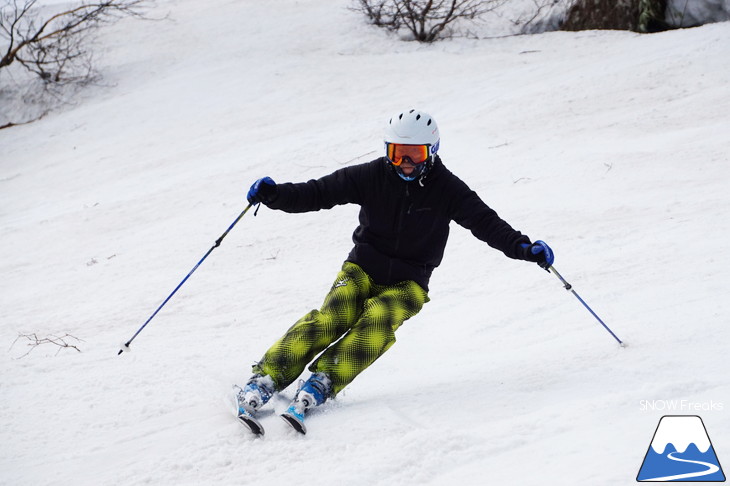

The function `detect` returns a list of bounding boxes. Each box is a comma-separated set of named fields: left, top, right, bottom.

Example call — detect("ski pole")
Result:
left=118, top=203, right=254, bottom=355
left=547, top=265, right=625, bottom=347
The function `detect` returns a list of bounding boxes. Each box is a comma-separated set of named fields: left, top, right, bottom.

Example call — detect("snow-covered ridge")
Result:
left=650, top=416, right=712, bottom=454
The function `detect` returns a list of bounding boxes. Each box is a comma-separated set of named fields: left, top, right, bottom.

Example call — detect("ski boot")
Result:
left=280, top=372, right=332, bottom=435
left=235, top=374, right=275, bottom=436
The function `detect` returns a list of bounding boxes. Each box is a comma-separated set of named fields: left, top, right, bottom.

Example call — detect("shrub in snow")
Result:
left=560, top=0, right=667, bottom=32
left=560, top=0, right=730, bottom=33
left=664, top=0, right=730, bottom=27
left=352, top=0, right=507, bottom=42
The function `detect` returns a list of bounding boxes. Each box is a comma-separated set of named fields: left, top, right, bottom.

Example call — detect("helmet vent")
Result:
left=384, top=109, right=439, bottom=148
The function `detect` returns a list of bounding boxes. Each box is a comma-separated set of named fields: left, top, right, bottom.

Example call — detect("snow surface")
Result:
left=1, top=1, right=729, bottom=485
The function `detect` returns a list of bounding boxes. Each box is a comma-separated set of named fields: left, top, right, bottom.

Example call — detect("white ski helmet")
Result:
left=384, top=109, right=440, bottom=181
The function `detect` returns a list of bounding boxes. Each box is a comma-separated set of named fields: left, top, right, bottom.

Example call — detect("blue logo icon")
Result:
left=637, top=415, right=725, bottom=482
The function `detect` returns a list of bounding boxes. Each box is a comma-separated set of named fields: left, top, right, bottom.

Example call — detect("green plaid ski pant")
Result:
left=252, top=262, right=429, bottom=396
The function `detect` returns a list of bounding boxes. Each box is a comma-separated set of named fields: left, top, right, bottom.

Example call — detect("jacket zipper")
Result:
left=395, top=183, right=410, bottom=250
left=390, top=183, right=411, bottom=281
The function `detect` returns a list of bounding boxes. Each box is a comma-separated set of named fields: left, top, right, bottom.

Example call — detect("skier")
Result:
left=235, top=109, right=554, bottom=435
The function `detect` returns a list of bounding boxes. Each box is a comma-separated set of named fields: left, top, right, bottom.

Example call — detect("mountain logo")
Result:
left=637, top=415, right=725, bottom=482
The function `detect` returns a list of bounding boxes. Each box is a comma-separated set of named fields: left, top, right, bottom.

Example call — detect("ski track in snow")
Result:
left=1, top=1, right=729, bottom=485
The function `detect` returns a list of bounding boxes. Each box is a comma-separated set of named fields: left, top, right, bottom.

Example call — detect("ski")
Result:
left=237, top=409, right=265, bottom=436
left=280, top=409, right=307, bottom=435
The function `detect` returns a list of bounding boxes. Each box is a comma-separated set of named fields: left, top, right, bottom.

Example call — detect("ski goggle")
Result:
left=386, top=143, right=431, bottom=166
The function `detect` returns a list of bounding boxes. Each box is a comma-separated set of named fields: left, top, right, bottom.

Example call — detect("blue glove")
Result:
left=247, top=177, right=277, bottom=205
left=521, top=240, right=554, bottom=270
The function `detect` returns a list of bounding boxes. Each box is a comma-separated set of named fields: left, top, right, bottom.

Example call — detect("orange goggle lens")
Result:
left=386, top=143, right=430, bottom=166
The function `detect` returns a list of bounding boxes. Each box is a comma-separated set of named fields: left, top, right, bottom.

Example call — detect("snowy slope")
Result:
left=1, top=1, right=729, bottom=485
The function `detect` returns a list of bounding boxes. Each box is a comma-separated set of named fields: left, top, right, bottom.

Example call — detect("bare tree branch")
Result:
left=0, top=0, right=154, bottom=128
left=353, top=0, right=506, bottom=42
left=10, top=332, right=84, bottom=358
left=1, top=0, right=150, bottom=70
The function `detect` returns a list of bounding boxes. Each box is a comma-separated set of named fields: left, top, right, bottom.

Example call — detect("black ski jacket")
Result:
left=266, top=156, right=531, bottom=291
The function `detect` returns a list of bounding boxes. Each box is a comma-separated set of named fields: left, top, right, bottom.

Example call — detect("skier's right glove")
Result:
left=247, top=177, right=278, bottom=205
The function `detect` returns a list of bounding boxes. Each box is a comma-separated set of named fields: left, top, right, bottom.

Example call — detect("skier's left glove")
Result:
left=520, top=240, right=554, bottom=270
